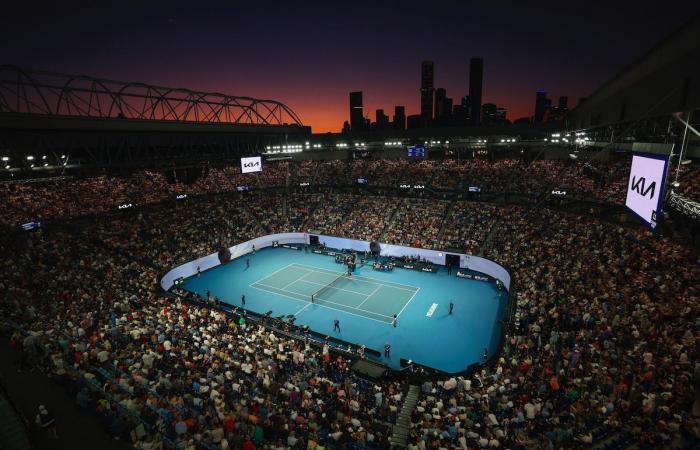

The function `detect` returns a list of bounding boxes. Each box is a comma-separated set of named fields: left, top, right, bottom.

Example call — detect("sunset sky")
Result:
left=1, top=1, right=697, bottom=132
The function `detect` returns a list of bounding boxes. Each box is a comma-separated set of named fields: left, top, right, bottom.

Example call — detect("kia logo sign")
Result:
left=240, top=156, right=263, bottom=173
left=625, top=153, right=668, bottom=230
left=630, top=176, right=656, bottom=199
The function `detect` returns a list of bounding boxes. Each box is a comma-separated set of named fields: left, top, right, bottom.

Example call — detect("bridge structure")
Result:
left=0, top=65, right=310, bottom=175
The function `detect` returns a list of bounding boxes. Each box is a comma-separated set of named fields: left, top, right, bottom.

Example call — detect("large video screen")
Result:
left=407, top=145, right=425, bottom=157
left=240, top=156, right=262, bottom=173
left=624, top=153, right=669, bottom=230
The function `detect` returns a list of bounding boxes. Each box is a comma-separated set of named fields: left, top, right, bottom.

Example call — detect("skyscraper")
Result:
left=469, top=58, right=483, bottom=126
left=548, top=95, right=569, bottom=122
left=558, top=96, right=568, bottom=109
left=349, top=91, right=364, bottom=131
left=453, top=96, right=469, bottom=124
left=420, top=61, right=434, bottom=123
left=434, top=88, right=446, bottom=119
left=482, top=103, right=507, bottom=125
left=534, top=89, right=549, bottom=123
left=375, top=109, right=389, bottom=130
left=393, top=106, right=406, bottom=130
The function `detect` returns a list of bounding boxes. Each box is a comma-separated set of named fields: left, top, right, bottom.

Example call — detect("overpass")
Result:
left=0, top=65, right=311, bottom=174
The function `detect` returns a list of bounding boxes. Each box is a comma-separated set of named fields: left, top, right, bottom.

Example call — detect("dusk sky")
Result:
left=2, top=1, right=698, bottom=132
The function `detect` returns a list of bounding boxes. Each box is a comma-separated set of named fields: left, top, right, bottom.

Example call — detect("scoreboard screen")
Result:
left=407, top=145, right=425, bottom=157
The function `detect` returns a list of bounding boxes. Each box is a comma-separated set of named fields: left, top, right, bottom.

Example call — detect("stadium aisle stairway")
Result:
left=390, top=384, right=420, bottom=448
left=436, top=199, right=456, bottom=246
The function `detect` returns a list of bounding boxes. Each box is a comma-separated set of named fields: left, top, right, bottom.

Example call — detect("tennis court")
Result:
left=250, top=263, right=419, bottom=323
left=180, top=247, right=507, bottom=373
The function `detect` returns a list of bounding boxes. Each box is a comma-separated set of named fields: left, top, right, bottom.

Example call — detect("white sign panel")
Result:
left=624, top=153, right=668, bottom=230
left=240, top=156, right=262, bottom=173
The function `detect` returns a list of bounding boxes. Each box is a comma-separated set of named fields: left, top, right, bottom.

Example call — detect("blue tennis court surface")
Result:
left=181, top=247, right=507, bottom=372
left=250, top=263, right=419, bottom=323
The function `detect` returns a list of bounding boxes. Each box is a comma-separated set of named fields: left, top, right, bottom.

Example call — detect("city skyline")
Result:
left=1, top=1, right=697, bottom=133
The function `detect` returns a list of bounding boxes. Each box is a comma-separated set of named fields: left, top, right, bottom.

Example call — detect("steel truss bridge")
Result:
left=0, top=65, right=310, bottom=174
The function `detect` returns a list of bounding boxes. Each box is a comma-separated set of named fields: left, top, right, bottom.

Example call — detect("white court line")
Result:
left=294, top=302, right=313, bottom=316
left=249, top=282, right=307, bottom=305
left=291, top=263, right=419, bottom=292
left=251, top=263, right=298, bottom=285
left=249, top=282, right=391, bottom=324
left=357, top=284, right=382, bottom=308
left=295, top=278, right=373, bottom=297
left=396, top=287, right=420, bottom=319
left=252, top=281, right=394, bottom=318
left=280, top=269, right=314, bottom=290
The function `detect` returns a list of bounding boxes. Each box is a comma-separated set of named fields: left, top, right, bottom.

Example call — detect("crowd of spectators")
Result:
left=2, top=157, right=699, bottom=227
left=1, top=159, right=699, bottom=449
left=406, top=207, right=700, bottom=449
left=439, top=202, right=504, bottom=254
left=0, top=211, right=404, bottom=449
left=383, top=199, right=449, bottom=249
left=306, top=193, right=399, bottom=242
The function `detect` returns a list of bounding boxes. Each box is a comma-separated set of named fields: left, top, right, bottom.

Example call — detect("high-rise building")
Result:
left=482, top=103, right=507, bottom=125
left=434, top=88, right=447, bottom=119
left=443, top=98, right=453, bottom=119
left=453, top=96, right=469, bottom=124
left=534, top=89, right=549, bottom=123
left=393, top=106, right=406, bottom=130
left=548, top=95, right=569, bottom=122
left=375, top=109, right=389, bottom=130
left=406, top=114, right=422, bottom=129
left=469, top=58, right=483, bottom=125
left=349, top=91, right=364, bottom=131
left=558, top=96, right=568, bottom=109
left=420, top=61, right=435, bottom=123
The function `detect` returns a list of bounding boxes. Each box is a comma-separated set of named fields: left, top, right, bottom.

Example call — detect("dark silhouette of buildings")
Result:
left=453, top=96, right=469, bottom=124
left=375, top=109, right=389, bottom=130
left=341, top=57, right=552, bottom=132
left=349, top=91, right=365, bottom=131
left=482, top=103, right=507, bottom=125
left=434, top=87, right=454, bottom=122
left=534, top=89, right=549, bottom=123
left=407, top=114, right=422, bottom=129
left=434, top=88, right=446, bottom=119
left=558, top=96, right=568, bottom=109
left=420, top=61, right=435, bottom=123
left=469, top=58, right=483, bottom=125
left=547, top=95, right=569, bottom=122
left=393, top=106, right=406, bottom=130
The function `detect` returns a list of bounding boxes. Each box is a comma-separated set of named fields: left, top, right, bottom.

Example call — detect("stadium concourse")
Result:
left=0, top=157, right=699, bottom=450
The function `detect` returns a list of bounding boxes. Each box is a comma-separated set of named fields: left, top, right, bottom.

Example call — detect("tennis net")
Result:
left=310, top=272, right=346, bottom=301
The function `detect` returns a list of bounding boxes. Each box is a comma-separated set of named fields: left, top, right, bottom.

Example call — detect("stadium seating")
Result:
left=1, top=158, right=699, bottom=449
